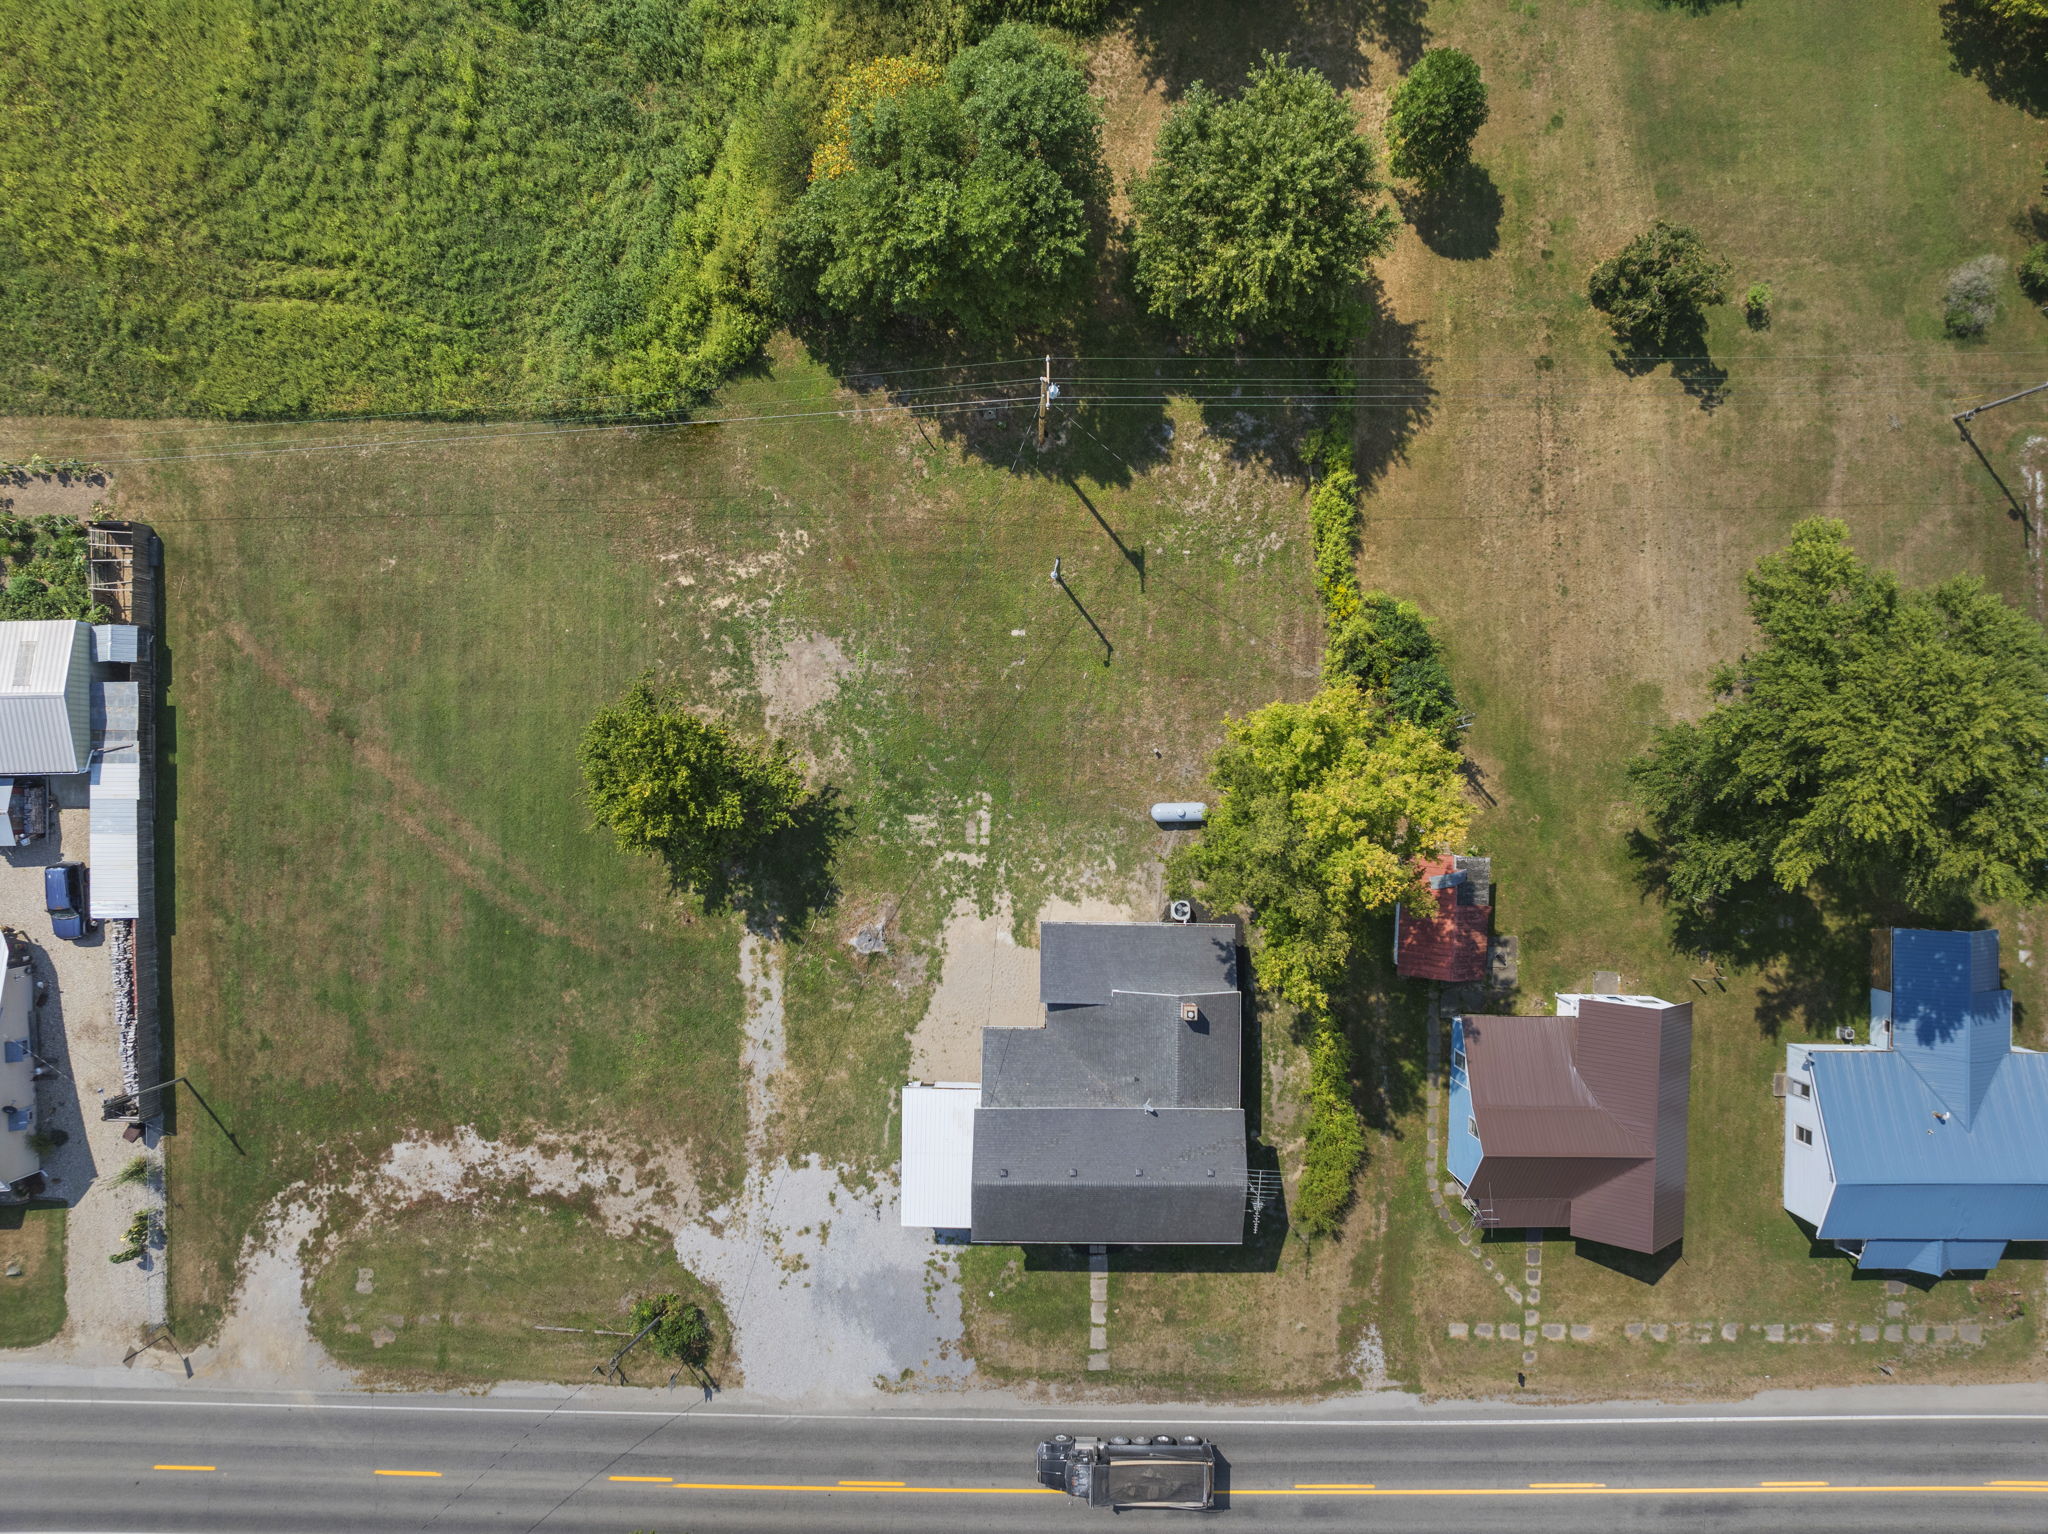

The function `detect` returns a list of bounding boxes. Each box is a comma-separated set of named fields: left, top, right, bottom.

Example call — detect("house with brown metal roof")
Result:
left=1446, top=993, right=1692, bottom=1254
left=1394, top=854, right=1492, bottom=983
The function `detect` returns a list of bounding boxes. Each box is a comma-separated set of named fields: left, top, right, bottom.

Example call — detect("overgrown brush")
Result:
left=0, top=514, right=106, bottom=622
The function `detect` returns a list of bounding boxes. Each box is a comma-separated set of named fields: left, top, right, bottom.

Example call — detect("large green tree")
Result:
left=775, top=24, right=1105, bottom=336
left=1586, top=220, right=1729, bottom=350
left=1128, top=55, right=1397, bottom=345
left=1385, top=47, right=1489, bottom=188
left=580, top=680, right=806, bottom=893
left=1171, top=685, right=1471, bottom=1018
left=1630, top=519, right=2048, bottom=910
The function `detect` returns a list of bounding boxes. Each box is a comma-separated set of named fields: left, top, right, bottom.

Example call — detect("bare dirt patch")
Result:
left=755, top=631, right=854, bottom=736
left=910, top=891, right=1148, bottom=1082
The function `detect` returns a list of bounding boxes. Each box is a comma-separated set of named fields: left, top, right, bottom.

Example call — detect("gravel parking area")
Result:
left=0, top=803, right=165, bottom=1364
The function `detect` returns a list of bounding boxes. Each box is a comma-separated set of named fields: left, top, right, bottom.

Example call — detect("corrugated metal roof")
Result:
left=1454, top=999, right=1692, bottom=1253
left=1396, top=854, right=1491, bottom=982
left=91, top=624, right=143, bottom=663
left=1857, top=1238, right=2008, bottom=1276
left=900, top=1083, right=979, bottom=1229
left=0, top=621, right=91, bottom=774
left=90, top=680, right=140, bottom=749
left=0, top=958, right=35, bottom=1183
left=87, top=793, right=140, bottom=919
left=89, top=752, right=140, bottom=799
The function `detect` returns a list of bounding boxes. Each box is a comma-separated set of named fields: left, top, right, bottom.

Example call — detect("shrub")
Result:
left=1293, top=1022, right=1366, bottom=1238
left=1129, top=55, right=1397, bottom=345
left=1944, top=255, right=2006, bottom=336
left=580, top=680, right=806, bottom=896
left=1586, top=221, right=1730, bottom=349
left=1744, top=281, right=1773, bottom=327
left=0, top=515, right=106, bottom=623
left=1309, top=467, right=1364, bottom=616
left=2018, top=243, right=2048, bottom=302
left=1385, top=47, right=1489, bottom=188
left=110, top=1209, right=157, bottom=1264
left=630, top=1292, right=712, bottom=1366
left=1322, top=594, right=1462, bottom=739
left=110, top=1156, right=153, bottom=1189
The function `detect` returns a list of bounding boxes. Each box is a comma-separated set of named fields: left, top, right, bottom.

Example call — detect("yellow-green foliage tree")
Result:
left=1170, top=686, right=1469, bottom=1235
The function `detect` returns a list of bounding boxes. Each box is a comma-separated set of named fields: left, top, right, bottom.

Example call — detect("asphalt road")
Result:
left=5, top=1388, right=2048, bottom=1532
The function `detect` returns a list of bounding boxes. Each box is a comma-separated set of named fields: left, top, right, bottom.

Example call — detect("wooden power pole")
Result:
left=1037, top=354, right=1052, bottom=449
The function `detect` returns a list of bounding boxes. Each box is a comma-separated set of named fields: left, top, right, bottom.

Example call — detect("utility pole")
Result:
left=1037, top=354, right=1052, bottom=449
left=1954, top=379, right=2048, bottom=426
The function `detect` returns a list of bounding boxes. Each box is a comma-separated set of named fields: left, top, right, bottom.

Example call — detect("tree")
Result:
left=1385, top=48, right=1489, bottom=188
left=1981, top=0, right=2048, bottom=20
left=1128, top=55, right=1398, bottom=345
left=1321, top=593, right=1462, bottom=740
left=1586, top=221, right=1729, bottom=350
left=1630, top=518, right=2048, bottom=911
left=580, top=680, right=806, bottom=893
left=775, top=25, right=1105, bottom=336
left=629, top=1293, right=712, bottom=1367
left=1170, top=685, right=1470, bottom=1018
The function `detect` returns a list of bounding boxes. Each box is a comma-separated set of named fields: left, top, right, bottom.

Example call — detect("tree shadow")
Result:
left=1349, top=279, right=1436, bottom=495
left=1608, top=316, right=1728, bottom=412
left=693, top=786, right=852, bottom=941
left=1652, top=0, right=1745, bottom=12
left=1627, top=830, right=1977, bottom=1040
left=1122, top=0, right=1428, bottom=99
left=1941, top=1, right=2048, bottom=118
left=1396, top=164, right=1504, bottom=262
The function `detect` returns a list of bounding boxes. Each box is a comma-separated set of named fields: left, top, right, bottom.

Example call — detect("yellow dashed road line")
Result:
left=372, top=1469, right=443, bottom=1478
left=152, top=1465, right=215, bottom=1473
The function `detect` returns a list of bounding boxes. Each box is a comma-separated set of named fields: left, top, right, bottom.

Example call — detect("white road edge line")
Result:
left=0, top=1397, right=2046, bottom=1430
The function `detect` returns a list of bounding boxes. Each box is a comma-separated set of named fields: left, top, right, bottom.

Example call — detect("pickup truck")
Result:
left=1035, top=1433, right=1217, bottom=1511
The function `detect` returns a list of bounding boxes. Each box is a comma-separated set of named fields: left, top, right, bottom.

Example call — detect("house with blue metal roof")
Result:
left=1781, top=928, right=2048, bottom=1278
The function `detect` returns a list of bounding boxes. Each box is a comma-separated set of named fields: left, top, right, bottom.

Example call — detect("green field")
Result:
left=0, top=1202, right=67, bottom=1349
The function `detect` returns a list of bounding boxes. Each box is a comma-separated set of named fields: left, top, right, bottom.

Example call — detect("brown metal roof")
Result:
left=1457, top=1000, right=1692, bottom=1253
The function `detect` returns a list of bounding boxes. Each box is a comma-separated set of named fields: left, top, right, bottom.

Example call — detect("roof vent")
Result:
left=1169, top=899, right=1192, bottom=923
left=1180, top=1002, right=1199, bottom=1023
left=1143, top=1099, right=1156, bottom=1116
left=997, top=1167, right=1009, bottom=1177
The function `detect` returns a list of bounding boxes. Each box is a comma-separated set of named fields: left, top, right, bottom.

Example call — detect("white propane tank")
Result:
left=1150, top=802, right=1207, bottom=828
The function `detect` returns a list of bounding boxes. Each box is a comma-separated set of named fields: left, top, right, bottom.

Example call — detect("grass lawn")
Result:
left=10, top=329, right=1316, bottom=1344
left=307, top=1193, right=731, bottom=1388
left=0, top=1202, right=66, bottom=1349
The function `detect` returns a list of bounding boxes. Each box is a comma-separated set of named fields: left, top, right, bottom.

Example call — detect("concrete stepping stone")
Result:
left=1625, top=1322, right=1644, bottom=1339
left=1764, top=1324, right=1785, bottom=1342
left=1859, top=1325, right=1879, bottom=1342
left=1884, top=1324, right=1903, bottom=1342
left=1570, top=1324, right=1591, bottom=1341
left=1960, top=1324, right=1983, bottom=1344
left=1721, top=1323, right=1738, bottom=1342
left=1500, top=1323, right=1521, bottom=1342
left=1648, top=1323, right=1668, bottom=1342
left=1907, top=1325, right=1927, bottom=1342
left=1931, top=1325, right=1954, bottom=1342
left=1476, top=1323, right=1495, bottom=1339
left=1448, top=1322, right=1469, bottom=1339
left=1541, top=1323, right=1565, bottom=1341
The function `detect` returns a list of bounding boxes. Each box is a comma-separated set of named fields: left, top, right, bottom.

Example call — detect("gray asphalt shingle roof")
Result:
left=968, top=922, right=1248, bottom=1245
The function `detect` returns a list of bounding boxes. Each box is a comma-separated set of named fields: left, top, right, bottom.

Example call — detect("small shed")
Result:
left=0, top=621, right=93, bottom=775
left=900, top=1082, right=980, bottom=1230
left=1395, top=854, right=1492, bottom=983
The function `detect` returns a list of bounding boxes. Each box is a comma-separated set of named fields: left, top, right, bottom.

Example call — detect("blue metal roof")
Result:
left=1857, top=1239, right=2006, bottom=1277
left=1446, top=1018, right=1481, bottom=1185
left=1810, top=929, right=2048, bottom=1249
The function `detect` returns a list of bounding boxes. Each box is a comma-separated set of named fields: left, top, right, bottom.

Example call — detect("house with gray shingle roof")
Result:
left=900, top=922, right=1249, bottom=1245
